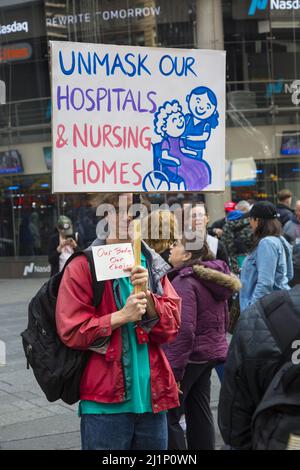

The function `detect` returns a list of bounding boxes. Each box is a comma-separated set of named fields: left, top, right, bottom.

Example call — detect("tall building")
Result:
left=0, top=0, right=300, bottom=277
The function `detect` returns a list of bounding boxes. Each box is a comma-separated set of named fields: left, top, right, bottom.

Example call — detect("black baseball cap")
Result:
left=249, top=201, right=280, bottom=220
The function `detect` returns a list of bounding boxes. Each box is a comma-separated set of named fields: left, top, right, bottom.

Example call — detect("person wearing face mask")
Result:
left=165, top=236, right=241, bottom=450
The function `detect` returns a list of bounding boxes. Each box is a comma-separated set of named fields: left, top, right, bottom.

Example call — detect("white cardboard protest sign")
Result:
left=51, top=41, right=226, bottom=193
left=92, top=243, right=135, bottom=282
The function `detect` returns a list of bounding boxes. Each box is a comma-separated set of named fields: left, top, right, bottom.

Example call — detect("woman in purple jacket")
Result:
left=165, top=237, right=241, bottom=450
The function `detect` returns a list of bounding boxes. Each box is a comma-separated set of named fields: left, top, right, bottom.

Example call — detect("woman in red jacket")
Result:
left=56, top=193, right=181, bottom=451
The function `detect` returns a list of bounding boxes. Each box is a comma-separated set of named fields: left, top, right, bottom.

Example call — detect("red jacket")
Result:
left=56, top=255, right=181, bottom=413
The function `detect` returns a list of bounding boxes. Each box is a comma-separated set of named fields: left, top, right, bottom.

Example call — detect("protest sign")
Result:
left=92, top=243, right=135, bottom=282
left=51, top=41, right=226, bottom=193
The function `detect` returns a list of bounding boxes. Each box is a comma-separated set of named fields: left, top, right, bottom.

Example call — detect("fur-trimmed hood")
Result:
left=168, top=259, right=241, bottom=301
left=193, top=262, right=242, bottom=292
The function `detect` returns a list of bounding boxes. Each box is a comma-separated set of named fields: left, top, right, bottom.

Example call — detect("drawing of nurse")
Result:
left=183, top=87, right=219, bottom=169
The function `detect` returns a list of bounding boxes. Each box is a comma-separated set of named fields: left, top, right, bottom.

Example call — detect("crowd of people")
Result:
left=49, top=189, right=300, bottom=450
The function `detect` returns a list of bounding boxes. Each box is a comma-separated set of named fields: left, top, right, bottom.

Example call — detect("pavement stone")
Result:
left=1, top=431, right=81, bottom=450
left=0, top=414, right=80, bottom=442
left=0, top=408, right=55, bottom=427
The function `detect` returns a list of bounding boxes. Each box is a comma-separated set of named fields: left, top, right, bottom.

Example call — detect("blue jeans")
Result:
left=81, top=412, right=168, bottom=450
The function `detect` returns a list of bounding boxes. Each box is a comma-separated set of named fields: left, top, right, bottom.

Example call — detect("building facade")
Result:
left=0, top=0, right=300, bottom=276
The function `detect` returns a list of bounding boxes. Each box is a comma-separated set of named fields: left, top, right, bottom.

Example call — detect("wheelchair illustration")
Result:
left=142, top=142, right=186, bottom=192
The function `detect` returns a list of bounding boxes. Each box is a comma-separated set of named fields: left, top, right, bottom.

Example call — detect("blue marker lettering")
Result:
left=147, top=91, right=157, bottom=113
left=59, top=50, right=75, bottom=75
left=85, top=88, right=96, bottom=111
left=70, top=88, right=85, bottom=110
left=57, top=85, right=70, bottom=110
left=159, top=55, right=174, bottom=76
left=138, top=54, right=151, bottom=76
left=96, top=88, right=109, bottom=111
left=124, top=53, right=137, bottom=77
left=111, top=54, right=128, bottom=76
left=78, top=52, right=91, bottom=75
left=93, top=53, right=109, bottom=75
left=122, top=90, right=137, bottom=112
left=112, top=88, right=126, bottom=110
left=185, top=57, right=197, bottom=77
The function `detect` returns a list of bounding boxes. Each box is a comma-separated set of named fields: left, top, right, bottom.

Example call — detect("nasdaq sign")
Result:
left=249, top=0, right=300, bottom=15
left=249, top=0, right=268, bottom=16
left=265, top=79, right=300, bottom=105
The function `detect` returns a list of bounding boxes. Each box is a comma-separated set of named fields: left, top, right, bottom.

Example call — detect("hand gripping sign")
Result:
left=51, top=41, right=225, bottom=194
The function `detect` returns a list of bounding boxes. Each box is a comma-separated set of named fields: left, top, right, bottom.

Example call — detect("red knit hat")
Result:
left=224, top=201, right=236, bottom=213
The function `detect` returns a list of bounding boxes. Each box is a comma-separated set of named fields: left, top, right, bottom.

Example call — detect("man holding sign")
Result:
left=51, top=41, right=225, bottom=193
left=56, top=193, right=181, bottom=450
left=52, top=39, right=225, bottom=451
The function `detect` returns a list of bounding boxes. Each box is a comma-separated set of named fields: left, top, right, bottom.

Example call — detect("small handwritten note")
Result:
left=92, top=243, right=135, bottom=282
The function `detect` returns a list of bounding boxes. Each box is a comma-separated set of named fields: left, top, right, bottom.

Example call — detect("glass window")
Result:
left=2, top=0, right=300, bottom=266
left=223, top=0, right=300, bottom=203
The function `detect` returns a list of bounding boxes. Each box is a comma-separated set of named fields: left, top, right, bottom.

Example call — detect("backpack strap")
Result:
left=83, top=247, right=105, bottom=308
left=58, top=249, right=107, bottom=352
left=60, top=249, right=104, bottom=309
left=260, top=290, right=300, bottom=361
left=60, top=250, right=85, bottom=273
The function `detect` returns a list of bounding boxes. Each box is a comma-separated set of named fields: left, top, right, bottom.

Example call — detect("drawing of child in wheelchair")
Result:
left=142, top=99, right=213, bottom=191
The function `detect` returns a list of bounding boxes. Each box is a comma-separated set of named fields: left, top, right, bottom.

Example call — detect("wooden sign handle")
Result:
left=133, top=218, right=143, bottom=294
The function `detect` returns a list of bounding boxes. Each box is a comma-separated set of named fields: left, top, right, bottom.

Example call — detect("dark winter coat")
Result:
left=218, top=285, right=300, bottom=450
left=210, top=217, right=226, bottom=231
left=221, top=216, right=253, bottom=275
left=283, top=215, right=300, bottom=268
left=276, top=203, right=294, bottom=226
left=164, top=260, right=241, bottom=382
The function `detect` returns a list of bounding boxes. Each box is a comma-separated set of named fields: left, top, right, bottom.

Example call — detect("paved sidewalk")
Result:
left=0, top=279, right=223, bottom=450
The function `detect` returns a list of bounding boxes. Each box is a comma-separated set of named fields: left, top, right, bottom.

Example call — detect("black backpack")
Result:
left=20, top=248, right=104, bottom=405
left=252, top=290, right=300, bottom=450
